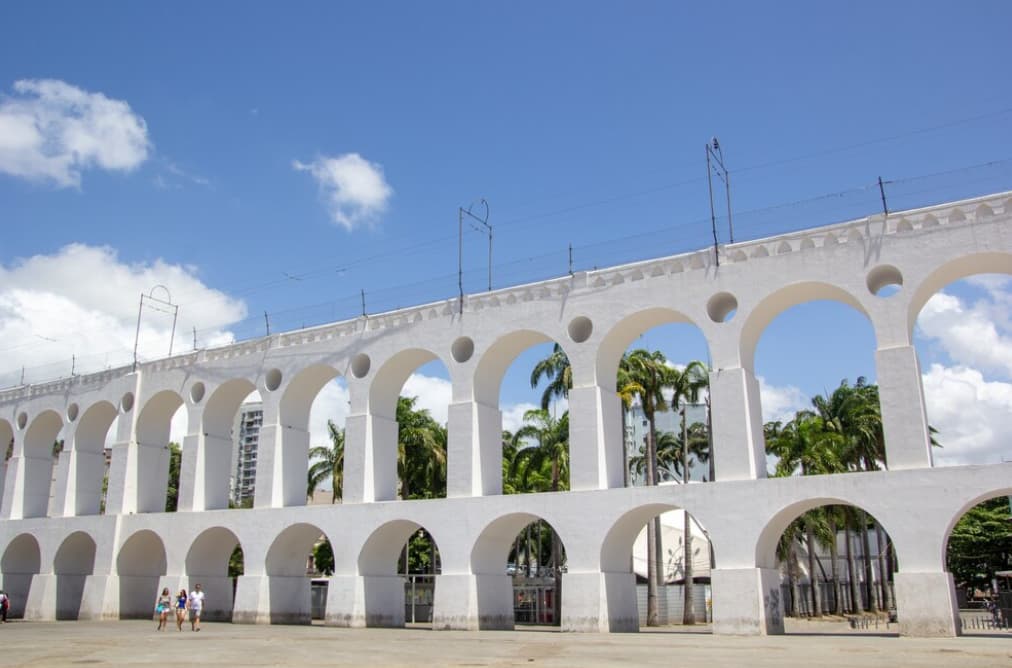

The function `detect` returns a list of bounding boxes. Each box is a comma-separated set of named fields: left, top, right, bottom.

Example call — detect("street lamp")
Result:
left=458, top=198, right=491, bottom=314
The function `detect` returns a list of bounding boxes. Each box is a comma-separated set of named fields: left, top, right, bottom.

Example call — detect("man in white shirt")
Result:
left=187, top=583, right=205, bottom=632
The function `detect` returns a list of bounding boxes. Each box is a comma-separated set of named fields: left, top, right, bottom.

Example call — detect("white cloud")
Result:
left=502, top=402, right=539, bottom=435
left=293, top=153, right=392, bottom=230
left=922, top=363, right=1012, bottom=466
left=918, top=291, right=1012, bottom=379
left=756, top=375, right=808, bottom=424
left=0, top=79, right=150, bottom=187
left=0, top=244, right=246, bottom=387
left=308, top=380, right=350, bottom=448
left=403, top=373, right=452, bottom=426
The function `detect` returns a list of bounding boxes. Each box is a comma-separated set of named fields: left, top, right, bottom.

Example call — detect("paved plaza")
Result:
left=0, top=620, right=1009, bottom=667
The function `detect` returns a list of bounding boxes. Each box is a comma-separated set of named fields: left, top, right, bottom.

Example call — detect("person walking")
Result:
left=187, top=584, right=205, bottom=632
left=175, top=589, right=188, bottom=631
left=155, top=588, right=173, bottom=631
left=0, top=590, right=9, bottom=623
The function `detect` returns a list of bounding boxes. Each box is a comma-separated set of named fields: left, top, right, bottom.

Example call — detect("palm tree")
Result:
left=620, top=349, right=676, bottom=627
left=510, top=409, right=570, bottom=493
left=396, top=396, right=446, bottom=501
left=307, top=420, right=345, bottom=503
left=530, top=343, right=572, bottom=411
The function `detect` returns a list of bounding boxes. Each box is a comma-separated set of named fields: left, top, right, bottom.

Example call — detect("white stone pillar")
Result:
left=253, top=400, right=309, bottom=509
left=560, top=570, right=638, bottom=632
left=876, top=345, right=933, bottom=470
left=432, top=573, right=514, bottom=630
left=342, top=412, right=398, bottom=504
left=23, top=572, right=56, bottom=621
left=446, top=400, right=502, bottom=498
left=894, top=571, right=960, bottom=637
left=176, top=430, right=201, bottom=512
left=709, top=367, right=767, bottom=481
left=711, top=568, right=784, bottom=635
left=568, top=386, right=624, bottom=491
left=324, top=574, right=404, bottom=627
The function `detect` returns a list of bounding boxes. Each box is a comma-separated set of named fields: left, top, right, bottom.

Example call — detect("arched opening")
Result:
left=596, top=309, right=713, bottom=486
left=910, top=261, right=1012, bottom=467
left=358, top=519, right=443, bottom=627
left=751, top=288, right=879, bottom=473
left=186, top=527, right=243, bottom=621
left=0, top=534, right=40, bottom=619
left=116, top=530, right=167, bottom=618
left=279, top=365, right=345, bottom=507
left=759, top=500, right=897, bottom=622
left=72, top=401, right=117, bottom=516
left=601, top=502, right=713, bottom=629
left=944, top=489, right=1012, bottom=626
left=53, top=531, right=96, bottom=619
left=201, top=380, right=259, bottom=510
left=0, top=418, right=12, bottom=506
left=22, top=409, right=63, bottom=518
left=265, top=522, right=331, bottom=624
left=369, top=349, right=450, bottom=501
left=135, top=390, right=186, bottom=513
left=472, top=513, right=568, bottom=628
left=478, top=330, right=571, bottom=497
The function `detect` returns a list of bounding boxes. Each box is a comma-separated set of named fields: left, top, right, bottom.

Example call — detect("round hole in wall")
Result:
left=707, top=291, right=739, bottom=323
left=451, top=336, right=475, bottom=363
left=189, top=382, right=206, bottom=404
left=567, top=316, right=593, bottom=343
left=16, top=412, right=27, bottom=430
left=264, top=368, right=283, bottom=392
left=866, top=264, right=903, bottom=298
left=120, top=392, right=135, bottom=413
left=67, top=403, right=79, bottom=422
left=351, top=353, right=371, bottom=379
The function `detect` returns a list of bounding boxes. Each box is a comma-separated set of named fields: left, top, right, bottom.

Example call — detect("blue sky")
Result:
left=1, top=2, right=1011, bottom=466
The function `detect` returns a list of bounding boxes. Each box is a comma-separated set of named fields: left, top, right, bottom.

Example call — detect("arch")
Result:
left=264, top=522, right=330, bottom=624
left=595, top=307, right=708, bottom=386
left=201, top=379, right=258, bottom=510
left=600, top=503, right=714, bottom=574
left=72, top=401, right=118, bottom=516
left=368, top=348, right=440, bottom=418
left=53, top=531, right=97, bottom=620
left=739, top=282, right=870, bottom=372
left=473, top=330, right=559, bottom=406
left=358, top=519, right=441, bottom=576
left=202, top=379, right=257, bottom=438
left=756, top=498, right=897, bottom=618
left=186, top=526, right=242, bottom=622
left=265, top=523, right=329, bottom=577
left=136, top=390, right=183, bottom=447
left=941, top=485, right=1012, bottom=569
left=471, top=512, right=569, bottom=575
left=279, top=364, right=341, bottom=431
left=0, top=533, right=40, bottom=620
left=134, top=390, right=184, bottom=514
left=21, top=409, right=63, bottom=518
left=116, top=529, right=167, bottom=618
left=906, top=251, right=1012, bottom=337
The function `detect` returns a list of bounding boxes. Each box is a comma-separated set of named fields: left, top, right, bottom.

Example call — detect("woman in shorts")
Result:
left=155, top=588, right=173, bottom=631
left=175, top=589, right=188, bottom=631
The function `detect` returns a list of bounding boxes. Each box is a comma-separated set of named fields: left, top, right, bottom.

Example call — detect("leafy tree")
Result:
left=510, top=409, right=569, bottom=493
left=165, top=442, right=181, bottom=512
left=307, top=420, right=344, bottom=502
left=397, top=396, right=447, bottom=500
left=529, top=343, right=572, bottom=410
left=947, top=497, right=1012, bottom=591
left=313, top=539, right=334, bottom=576
left=228, top=546, right=244, bottom=578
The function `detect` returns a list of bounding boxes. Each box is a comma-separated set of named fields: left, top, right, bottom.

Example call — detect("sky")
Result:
left=1, top=1, right=1011, bottom=468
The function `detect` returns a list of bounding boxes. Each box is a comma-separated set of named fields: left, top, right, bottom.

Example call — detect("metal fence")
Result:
left=781, top=581, right=895, bottom=617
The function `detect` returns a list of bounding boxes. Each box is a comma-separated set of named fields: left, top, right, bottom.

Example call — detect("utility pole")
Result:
left=132, top=285, right=179, bottom=371
left=877, top=176, right=890, bottom=216
left=706, top=137, right=734, bottom=266
left=264, top=311, right=270, bottom=336
left=458, top=198, right=491, bottom=313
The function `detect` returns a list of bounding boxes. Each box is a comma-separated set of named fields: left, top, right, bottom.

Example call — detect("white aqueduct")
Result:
left=1, top=191, right=1010, bottom=637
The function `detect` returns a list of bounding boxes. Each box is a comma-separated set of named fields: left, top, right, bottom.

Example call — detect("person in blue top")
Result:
left=175, top=589, right=188, bottom=631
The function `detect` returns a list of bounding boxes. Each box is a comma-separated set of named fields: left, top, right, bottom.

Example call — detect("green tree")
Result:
left=165, top=442, right=181, bottom=512
left=307, top=420, right=345, bottom=502
left=313, top=539, right=334, bottom=576
left=397, top=396, right=447, bottom=500
left=947, top=497, right=1012, bottom=591
left=509, top=409, right=570, bottom=493
left=620, top=349, right=676, bottom=627
left=228, top=546, right=244, bottom=578
left=530, top=343, right=572, bottom=410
